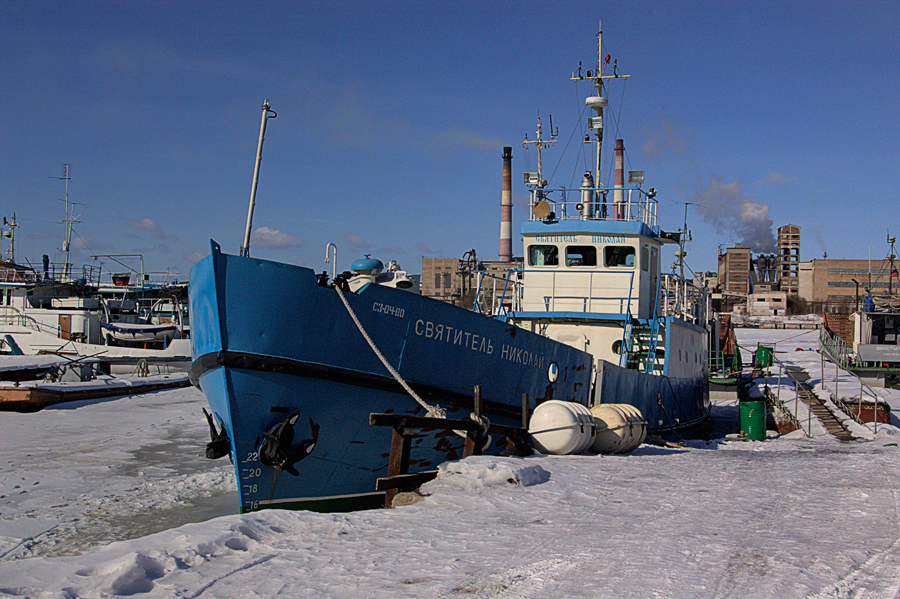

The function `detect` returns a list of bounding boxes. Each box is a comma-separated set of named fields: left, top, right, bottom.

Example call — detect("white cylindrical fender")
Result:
left=590, top=404, right=647, bottom=454
left=568, top=402, right=597, bottom=453
left=616, top=404, right=647, bottom=450
left=529, top=400, right=590, bottom=455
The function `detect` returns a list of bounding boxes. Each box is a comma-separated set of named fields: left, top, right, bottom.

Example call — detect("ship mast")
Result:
left=240, top=99, right=277, bottom=257
left=523, top=117, right=557, bottom=189
left=571, top=21, right=629, bottom=215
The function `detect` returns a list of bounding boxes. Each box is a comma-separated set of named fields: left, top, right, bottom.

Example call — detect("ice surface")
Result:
left=2, top=325, right=900, bottom=598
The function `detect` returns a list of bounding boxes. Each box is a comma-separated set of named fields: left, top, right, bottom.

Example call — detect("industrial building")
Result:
left=717, top=243, right=752, bottom=297
left=798, top=257, right=899, bottom=313
left=777, top=224, right=801, bottom=294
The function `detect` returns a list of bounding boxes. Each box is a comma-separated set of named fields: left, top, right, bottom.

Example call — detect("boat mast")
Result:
left=674, top=204, right=691, bottom=318
left=2, top=213, right=19, bottom=264
left=54, top=164, right=82, bottom=280
left=571, top=21, right=629, bottom=215
left=240, top=99, right=277, bottom=257
left=889, top=233, right=897, bottom=296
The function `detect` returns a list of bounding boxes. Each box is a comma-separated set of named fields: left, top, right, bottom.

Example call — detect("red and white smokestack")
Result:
left=614, top=139, right=625, bottom=220
left=499, top=146, right=513, bottom=262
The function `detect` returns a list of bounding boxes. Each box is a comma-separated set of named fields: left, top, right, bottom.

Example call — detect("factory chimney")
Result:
left=614, top=139, right=624, bottom=220
left=499, top=146, right=513, bottom=262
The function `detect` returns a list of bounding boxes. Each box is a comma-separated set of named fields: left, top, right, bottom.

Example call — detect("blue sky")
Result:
left=1, top=1, right=898, bottom=281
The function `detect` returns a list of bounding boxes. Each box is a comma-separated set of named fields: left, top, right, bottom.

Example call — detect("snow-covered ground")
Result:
left=3, top=327, right=900, bottom=598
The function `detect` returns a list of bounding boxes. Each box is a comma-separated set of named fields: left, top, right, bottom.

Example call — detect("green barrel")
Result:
left=756, top=346, right=772, bottom=367
left=740, top=400, right=766, bottom=440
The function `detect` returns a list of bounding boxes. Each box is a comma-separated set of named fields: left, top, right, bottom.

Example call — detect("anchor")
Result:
left=202, top=408, right=231, bottom=460
left=258, top=413, right=317, bottom=476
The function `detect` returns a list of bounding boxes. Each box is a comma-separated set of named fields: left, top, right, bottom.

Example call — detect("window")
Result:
left=605, top=246, right=635, bottom=268
left=434, top=273, right=441, bottom=288
left=565, top=246, right=597, bottom=267
left=641, top=246, right=650, bottom=272
left=529, top=245, right=559, bottom=267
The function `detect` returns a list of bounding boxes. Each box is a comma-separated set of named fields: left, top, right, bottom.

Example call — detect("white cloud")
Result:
left=129, top=218, right=165, bottom=238
left=757, top=172, right=793, bottom=186
left=346, top=234, right=371, bottom=250
left=251, top=226, right=304, bottom=249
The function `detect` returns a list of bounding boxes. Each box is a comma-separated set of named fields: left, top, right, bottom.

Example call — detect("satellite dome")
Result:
left=350, top=255, right=384, bottom=275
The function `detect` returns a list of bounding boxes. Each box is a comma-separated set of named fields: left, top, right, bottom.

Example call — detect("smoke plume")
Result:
left=691, top=175, right=776, bottom=253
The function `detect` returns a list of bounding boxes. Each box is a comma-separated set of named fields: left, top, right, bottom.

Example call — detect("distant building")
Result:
left=421, top=256, right=522, bottom=311
left=748, top=290, right=788, bottom=317
left=798, top=257, right=898, bottom=313
left=421, top=258, right=462, bottom=303
left=478, top=259, right=524, bottom=313
left=717, top=243, right=751, bottom=297
left=777, top=224, right=801, bottom=294
left=693, top=272, right=717, bottom=292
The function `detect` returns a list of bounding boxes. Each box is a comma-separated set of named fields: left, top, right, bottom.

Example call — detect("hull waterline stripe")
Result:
left=190, top=350, right=525, bottom=420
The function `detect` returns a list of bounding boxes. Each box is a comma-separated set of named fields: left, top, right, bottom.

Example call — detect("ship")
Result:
left=189, top=24, right=709, bottom=513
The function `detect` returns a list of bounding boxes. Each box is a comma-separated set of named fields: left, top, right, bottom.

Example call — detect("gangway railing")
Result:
left=751, top=346, right=811, bottom=438
left=819, top=327, right=859, bottom=371
left=818, top=342, right=882, bottom=435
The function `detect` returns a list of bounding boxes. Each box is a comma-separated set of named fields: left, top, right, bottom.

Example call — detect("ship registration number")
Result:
left=373, top=302, right=405, bottom=318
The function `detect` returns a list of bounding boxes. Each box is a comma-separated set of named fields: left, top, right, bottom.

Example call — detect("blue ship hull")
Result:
left=595, top=353, right=710, bottom=432
left=189, top=242, right=594, bottom=512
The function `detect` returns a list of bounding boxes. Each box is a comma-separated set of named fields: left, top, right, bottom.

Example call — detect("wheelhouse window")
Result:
left=605, top=245, right=635, bottom=268
left=528, top=245, right=559, bottom=267
left=565, top=246, right=597, bottom=267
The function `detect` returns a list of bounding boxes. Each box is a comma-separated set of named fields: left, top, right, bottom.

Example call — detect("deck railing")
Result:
left=0, top=306, right=64, bottom=338
left=527, top=185, right=658, bottom=228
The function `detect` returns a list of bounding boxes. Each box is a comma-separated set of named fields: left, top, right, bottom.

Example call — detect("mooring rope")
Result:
left=333, top=286, right=445, bottom=419
left=333, top=286, right=491, bottom=440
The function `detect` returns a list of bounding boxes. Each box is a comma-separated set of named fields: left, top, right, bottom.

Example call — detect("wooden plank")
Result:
left=375, top=470, right=438, bottom=491
left=0, top=378, right=191, bottom=412
left=384, top=427, right=411, bottom=508
left=463, top=385, right=484, bottom=457
left=462, top=428, right=482, bottom=458
left=369, top=413, right=481, bottom=431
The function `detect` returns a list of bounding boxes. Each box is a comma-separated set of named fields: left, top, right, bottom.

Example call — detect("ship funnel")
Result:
left=580, top=172, right=594, bottom=219
left=500, top=146, right=513, bottom=262
left=614, top=139, right=625, bottom=220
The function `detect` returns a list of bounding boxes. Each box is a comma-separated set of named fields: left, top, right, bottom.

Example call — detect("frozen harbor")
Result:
left=3, top=327, right=900, bottom=598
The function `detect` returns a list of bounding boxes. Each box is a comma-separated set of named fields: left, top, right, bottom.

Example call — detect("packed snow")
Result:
left=3, top=326, right=900, bottom=598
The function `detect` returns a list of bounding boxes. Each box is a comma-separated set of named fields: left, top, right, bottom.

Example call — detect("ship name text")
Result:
left=591, top=235, right=626, bottom=244
left=414, top=319, right=545, bottom=369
